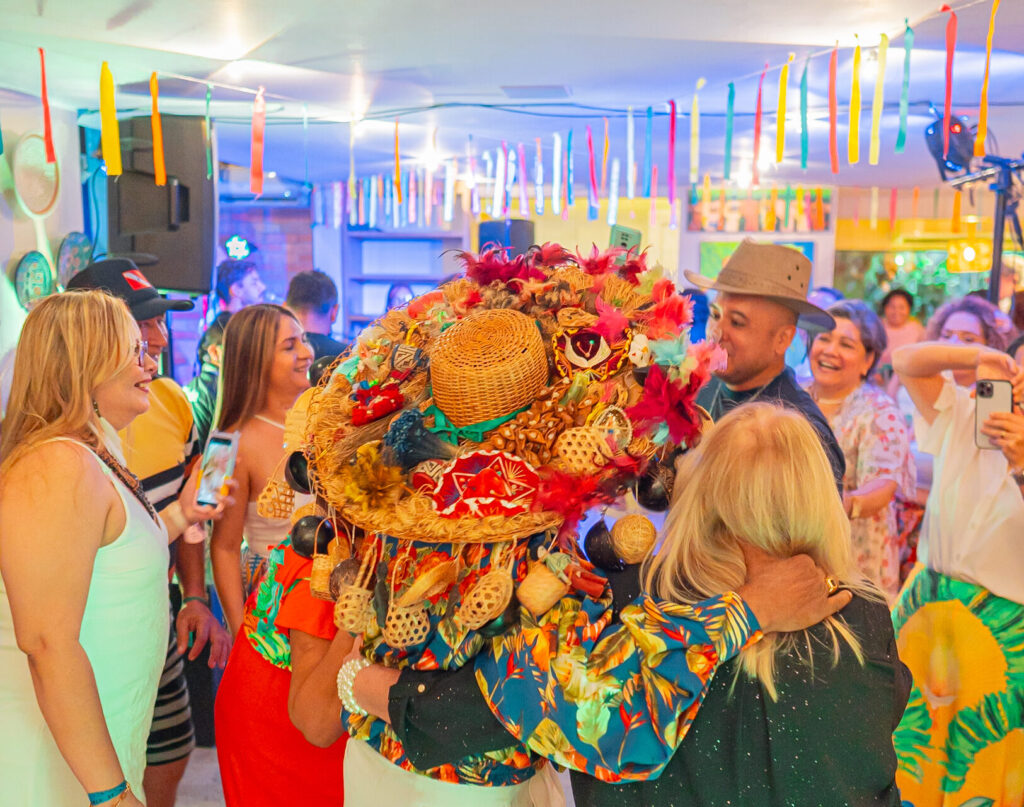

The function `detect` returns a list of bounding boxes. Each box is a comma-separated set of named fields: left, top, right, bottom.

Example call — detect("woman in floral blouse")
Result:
left=806, top=300, right=916, bottom=601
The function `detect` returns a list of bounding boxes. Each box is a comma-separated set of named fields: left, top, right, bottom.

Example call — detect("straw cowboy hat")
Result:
left=683, top=239, right=835, bottom=332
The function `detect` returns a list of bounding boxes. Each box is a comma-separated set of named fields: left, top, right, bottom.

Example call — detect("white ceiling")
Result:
left=0, top=0, right=1021, bottom=190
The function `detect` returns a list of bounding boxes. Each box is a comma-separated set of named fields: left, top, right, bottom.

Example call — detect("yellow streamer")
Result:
left=849, top=36, right=861, bottom=165
left=100, top=62, right=122, bottom=177
left=868, top=34, right=889, bottom=165
left=689, top=77, right=706, bottom=185
left=702, top=172, right=711, bottom=228
left=795, top=184, right=805, bottom=222
left=974, top=0, right=1001, bottom=157
left=952, top=189, right=962, bottom=233
left=777, top=53, right=795, bottom=163
left=869, top=186, right=879, bottom=230
left=766, top=185, right=778, bottom=231
left=149, top=73, right=166, bottom=186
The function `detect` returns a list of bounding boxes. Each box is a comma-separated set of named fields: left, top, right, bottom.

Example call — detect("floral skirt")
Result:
left=893, top=565, right=1024, bottom=807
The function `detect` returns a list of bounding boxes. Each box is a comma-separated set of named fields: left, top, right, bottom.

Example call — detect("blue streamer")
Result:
left=643, top=106, right=653, bottom=197
left=567, top=129, right=575, bottom=207
left=896, top=20, right=914, bottom=154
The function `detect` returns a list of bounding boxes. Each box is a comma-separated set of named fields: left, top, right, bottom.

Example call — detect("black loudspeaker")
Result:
left=106, top=115, right=216, bottom=293
left=478, top=219, right=535, bottom=258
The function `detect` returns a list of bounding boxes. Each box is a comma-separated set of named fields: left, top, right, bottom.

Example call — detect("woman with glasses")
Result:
left=208, top=304, right=348, bottom=807
left=0, top=291, right=227, bottom=807
left=892, top=295, right=1024, bottom=805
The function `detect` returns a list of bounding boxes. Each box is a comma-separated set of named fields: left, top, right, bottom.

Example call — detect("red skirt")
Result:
left=215, top=633, right=346, bottom=806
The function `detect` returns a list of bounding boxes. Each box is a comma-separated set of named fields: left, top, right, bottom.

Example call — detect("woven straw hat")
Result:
left=683, top=239, right=835, bottom=332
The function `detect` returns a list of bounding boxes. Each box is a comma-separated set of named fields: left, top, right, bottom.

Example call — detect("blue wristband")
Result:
left=88, top=780, right=127, bottom=805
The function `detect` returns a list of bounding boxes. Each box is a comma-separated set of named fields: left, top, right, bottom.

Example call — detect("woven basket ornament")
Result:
left=553, top=426, right=613, bottom=475
left=611, top=514, right=658, bottom=564
left=457, top=567, right=514, bottom=630
left=517, top=560, right=570, bottom=617
left=430, top=309, right=549, bottom=427
left=256, top=479, right=294, bottom=519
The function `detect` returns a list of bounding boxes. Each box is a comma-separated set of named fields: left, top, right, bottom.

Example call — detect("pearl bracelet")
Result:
left=336, top=657, right=371, bottom=717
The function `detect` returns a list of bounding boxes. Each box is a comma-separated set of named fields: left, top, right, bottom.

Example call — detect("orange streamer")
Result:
left=149, top=73, right=166, bottom=186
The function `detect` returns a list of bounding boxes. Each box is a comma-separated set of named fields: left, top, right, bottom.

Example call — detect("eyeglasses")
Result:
left=134, top=340, right=150, bottom=367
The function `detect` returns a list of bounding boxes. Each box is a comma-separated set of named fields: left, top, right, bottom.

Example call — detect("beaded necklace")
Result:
left=93, top=444, right=161, bottom=525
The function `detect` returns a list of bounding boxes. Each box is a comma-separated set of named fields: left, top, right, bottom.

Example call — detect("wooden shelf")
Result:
left=347, top=229, right=463, bottom=241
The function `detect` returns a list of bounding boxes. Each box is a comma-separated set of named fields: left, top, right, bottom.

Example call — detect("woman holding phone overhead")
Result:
left=891, top=295, right=1024, bottom=805
left=0, top=291, right=229, bottom=807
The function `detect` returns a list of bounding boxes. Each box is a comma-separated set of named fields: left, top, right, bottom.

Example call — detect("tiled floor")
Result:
left=177, top=748, right=224, bottom=807
left=175, top=747, right=576, bottom=806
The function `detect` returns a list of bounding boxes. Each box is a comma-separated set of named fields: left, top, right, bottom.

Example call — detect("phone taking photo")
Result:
left=975, top=379, right=1014, bottom=450
left=196, top=431, right=240, bottom=506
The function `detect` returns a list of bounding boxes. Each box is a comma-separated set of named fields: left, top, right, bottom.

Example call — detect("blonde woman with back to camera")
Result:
left=349, top=403, right=910, bottom=805
left=0, top=291, right=229, bottom=807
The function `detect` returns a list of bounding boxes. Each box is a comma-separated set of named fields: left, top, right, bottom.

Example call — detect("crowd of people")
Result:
left=0, top=239, right=1022, bottom=807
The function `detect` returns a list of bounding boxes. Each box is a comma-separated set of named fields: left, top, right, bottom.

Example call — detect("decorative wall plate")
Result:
left=14, top=251, right=55, bottom=310
left=56, top=231, right=93, bottom=288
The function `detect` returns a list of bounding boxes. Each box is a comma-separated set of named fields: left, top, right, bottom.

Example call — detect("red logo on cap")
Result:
left=122, top=269, right=153, bottom=291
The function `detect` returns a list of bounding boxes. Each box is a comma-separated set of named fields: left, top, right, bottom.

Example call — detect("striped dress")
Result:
left=119, top=376, right=202, bottom=765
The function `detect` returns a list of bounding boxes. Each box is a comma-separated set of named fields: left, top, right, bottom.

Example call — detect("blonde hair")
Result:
left=0, top=290, right=137, bottom=473
left=642, top=402, right=878, bottom=700
left=214, top=304, right=300, bottom=431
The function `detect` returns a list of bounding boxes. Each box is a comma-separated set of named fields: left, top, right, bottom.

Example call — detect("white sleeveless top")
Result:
left=243, top=494, right=312, bottom=558
left=0, top=438, right=169, bottom=805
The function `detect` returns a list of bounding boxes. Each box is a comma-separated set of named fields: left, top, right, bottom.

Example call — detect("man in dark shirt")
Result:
left=688, top=240, right=845, bottom=486
left=286, top=270, right=348, bottom=361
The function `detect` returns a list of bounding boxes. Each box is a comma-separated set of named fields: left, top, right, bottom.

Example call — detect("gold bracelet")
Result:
left=110, top=783, right=132, bottom=807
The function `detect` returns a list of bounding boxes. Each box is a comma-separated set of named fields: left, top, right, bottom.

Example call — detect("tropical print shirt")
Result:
left=340, top=532, right=539, bottom=787
left=243, top=542, right=294, bottom=669
left=474, top=579, right=761, bottom=783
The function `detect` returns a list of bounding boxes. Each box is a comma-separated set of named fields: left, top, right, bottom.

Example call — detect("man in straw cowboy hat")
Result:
left=685, top=239, right=845, bottom=487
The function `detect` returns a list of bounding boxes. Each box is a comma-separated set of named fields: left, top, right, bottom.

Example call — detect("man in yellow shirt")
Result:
left=68, top=260, right=230, bottom=807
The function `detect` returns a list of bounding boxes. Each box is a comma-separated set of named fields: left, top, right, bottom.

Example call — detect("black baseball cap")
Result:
left=67, top=258, right=194, bottom=321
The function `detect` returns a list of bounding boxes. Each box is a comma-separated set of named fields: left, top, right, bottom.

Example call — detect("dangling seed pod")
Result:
left=284, top=451, right=311, bottom=494
left=636, top=462, right=675, bottom=512
left=290, top=516, right=335, bottom=559
left=584, top=519, right=625, bottom=572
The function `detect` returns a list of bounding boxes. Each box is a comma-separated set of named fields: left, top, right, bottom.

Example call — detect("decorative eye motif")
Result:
left=553, top=327, right=632, bottom=380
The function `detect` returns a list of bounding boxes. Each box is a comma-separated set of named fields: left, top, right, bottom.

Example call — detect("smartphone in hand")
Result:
left=196, top=431, right=240, bottom=506
left=975, top=379, right=1014, bottom=450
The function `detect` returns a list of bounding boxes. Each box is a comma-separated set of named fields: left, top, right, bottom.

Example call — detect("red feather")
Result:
left=625, top=363, right=705, bottom=446
left=592, top=296, right=630, bottom=343
left=639, top=279, right=694, bottom=341
left=529, top=242, right=573, bottom=268
left=577, top=244, right=626, bottom=277
left=534, top=468, right=616, bottom=545
left=456, top=246, right=545, bottom=286
left=618, top=247, right=650, bottom=285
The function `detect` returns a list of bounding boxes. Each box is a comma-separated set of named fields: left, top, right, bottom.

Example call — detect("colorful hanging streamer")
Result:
left=204, top=84, right=213, bottom=180
left=667, top=100, right=677, bottom=215
left=394, top=120, right=402, bottom=204
left=492, top=143, right=506, bottom=218
left=444, top=159, right=456, bottom=223
left=148, top=73, right=166, bottom=186
left=643, top=107, right=653, bottom=196
left=952, top=189, right=962, bottom=233
left=911, top=185, right=920, bottom=218
left=895, top=20, right=914, bottom=153
left=852, top=187, right=860, bottom=226
left=408, top=169, right=417, bottom=224
left=869, top=186, right=879, bottom=230
left=869, top=34, right=889, bottom=166
left=799, top=59, right=809, bottom=171
left=99, top=61, right=122, bottom=177
left=889, top=187, right=898, bottom=231
left=607, top=157, right=621, bottom=226
left=795, top=184, right=805, bottom=223
left=626, top=107, right=635, bottom=199
left=752, top=63, right=767, bottom=186
left=0, top=109, right=5, bottom=156
left=702, top=173, right=712, bottom=229
left=649, top=164, right=658, bottom=231
left=724, top=82, right=735, bottom=181
left=814, top=188, right=825, bottom=231
left=249, top=87, right=266, bottom=195
left=38, top=49, right=56, bottom=164
left=467, top=136, right=480, bottom=217
left=828, top=44, right=839, bottom=175
left=766, top=185, right=778, bottom=231
left=776, top=54, right=794, bottom=164
left=690, top=77, right=706, bottom=185
left=784, top=184, right=792, bottom=228
left=534, top=138, right=545, bottom=215
left=552, top=133, right=562, bottom=215
left=849, top=36, right=862, bottom=165
left=517, top=142, right=529, bottom=217
left=566, top=129, right=575, bottom=208
left=586, top=125, right=599, bottom=219
left=601, top=117, right=609, bottom=195
left=369, top=175, right=379, bottom=228
left=974, top=0, right=1001, bottom=157
left=561, top=141, right=569, bottom=221
left=941, top=5, right=958, bottom=159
